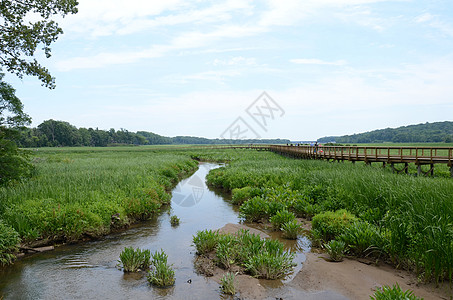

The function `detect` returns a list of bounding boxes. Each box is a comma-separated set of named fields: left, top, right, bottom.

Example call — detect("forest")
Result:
left=16, top=119, right=290, bottom=147
left=318, top=121, right=453, bottom=143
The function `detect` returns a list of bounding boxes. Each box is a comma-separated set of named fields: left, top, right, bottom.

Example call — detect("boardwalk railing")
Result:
left=267, top=145, right=453, bottom=176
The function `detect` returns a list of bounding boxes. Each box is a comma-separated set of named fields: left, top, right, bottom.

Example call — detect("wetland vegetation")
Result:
left=1, top=145, right=452, bottom=298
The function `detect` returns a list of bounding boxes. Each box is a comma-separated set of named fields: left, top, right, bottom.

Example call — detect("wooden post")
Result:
left=430, top=163, right=434, bottom=176
left=391, top=162, right=395, bottom=173
left=450, top=165, right=453, bottom=178
left=417, top=165, right=422, bottom=177
left=405, top=163, right=408, bottom=174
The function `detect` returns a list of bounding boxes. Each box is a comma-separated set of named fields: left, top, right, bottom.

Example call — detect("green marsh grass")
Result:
left=203, top=149, right=453, bottom=283
left=370, top=283, right=423, bottom=300
left=192, top=229, right=220, bottom=255
left=119, top=247, right=151, bottom=272
left=147, top=249, right=175, bottom=287
left=269, top=209, right=296, bottom=231
left=193, top=229, right=296, bottom=280
left=323, top=240, right=347, bottom=262
left=220, top=272, right=236, bottom=295
left=281, top=220, right=302, bottom=240
left=170, top=215, right=180, bottom=226
left=0, top=147, right=198, bottom=261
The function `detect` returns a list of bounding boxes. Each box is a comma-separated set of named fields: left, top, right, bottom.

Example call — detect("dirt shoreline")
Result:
left=213, top=223, right=452, bottom=300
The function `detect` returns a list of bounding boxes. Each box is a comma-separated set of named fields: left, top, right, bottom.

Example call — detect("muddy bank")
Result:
left=210, top=223, right=452, bottom=300
left=290, top=252, right=452, bottom=299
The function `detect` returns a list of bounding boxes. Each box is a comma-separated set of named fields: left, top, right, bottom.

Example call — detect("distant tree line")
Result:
left=318, top=121, right=453, bottom=144
left=15, top=119, right=290, bottom=147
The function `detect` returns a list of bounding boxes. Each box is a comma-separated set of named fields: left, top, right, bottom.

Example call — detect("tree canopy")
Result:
left=318, top=121, right=453, bottom=144
left=0, top=74, right=32, bottom=184
left=0, top=0, right=78, bottom=88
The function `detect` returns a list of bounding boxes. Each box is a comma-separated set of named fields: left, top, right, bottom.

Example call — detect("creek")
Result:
left=0, top=163, right=319, bottom=299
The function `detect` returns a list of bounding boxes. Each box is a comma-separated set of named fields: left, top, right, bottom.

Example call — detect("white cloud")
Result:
left=211, top=56, right=258, bottom=66
left=415, top=13, right=434, bottom=23
left=290, top=59, right=347, bottom=66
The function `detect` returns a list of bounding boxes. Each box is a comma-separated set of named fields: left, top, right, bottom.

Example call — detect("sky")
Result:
left=4, top=0, right=453, bottom=140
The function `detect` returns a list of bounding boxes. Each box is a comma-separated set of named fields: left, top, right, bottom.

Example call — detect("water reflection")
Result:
left=0, top=162, right=322, bottom=300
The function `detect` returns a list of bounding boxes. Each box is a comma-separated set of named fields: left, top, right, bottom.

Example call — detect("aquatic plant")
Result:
left=0, top=147, right=198, bottom=245
left=220, top=272, right=236, bottom=295
left=231, top=186, right=262, bottom=205
left=323, top=240, right=347, bottom=262
left=281, top=220, right=301, bottom=240
left=192, top=229, right=220, bottom=255
left=339, top=221, right=384, bottom=257
left=239, top=196, right=269, bottom=222
left=215, top=234, right=238, bottom=269
left=193, top=229, right=296, bottom=280
left=170, top=215, right=180, bottom=226
left=119, top=247, right=151, bottom=272
left=147, top=249, right=175, bottom=287
left=0, top=220, right=20, bottom=266
left=370, top=283, right=422, bottom=300
left=244, top=250, right=295, bottom=280
left=311, top=209, right=357, bottom=242
left=269, top=209, right=295, bottom=231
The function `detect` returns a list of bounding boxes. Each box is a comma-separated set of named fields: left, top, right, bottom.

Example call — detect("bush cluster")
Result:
left=192, top=229, right=296, bottom=280
left=204, top=149, right=453, bottom=283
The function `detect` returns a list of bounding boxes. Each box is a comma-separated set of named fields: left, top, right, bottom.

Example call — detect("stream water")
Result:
left=0, top=163, right=346, bottom=300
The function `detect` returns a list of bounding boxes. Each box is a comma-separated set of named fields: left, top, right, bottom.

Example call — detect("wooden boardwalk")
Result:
left=218, top=144, right=453, bottom=177
left=268, top=145, right=453, bottom=177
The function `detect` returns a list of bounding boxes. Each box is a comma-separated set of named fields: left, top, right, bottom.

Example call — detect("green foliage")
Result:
left=170, top=215, right=180, bottom=226
left=215, top=234, right=239, bottom=269
left=339, top=221, right=385, bottom=257
left=324, top=240, right=347, bottom=262
left=239, top=196, right=269, bottom=222
left=118, top=247, right=151, bottom=272
left=231, top=186, right=262, bottom=205
left=220, top=272, right=236, bottom=295
left=0, top=148, right=198, bottom=243
left=318, top=121, right=453, bottom=144
left=244, top=238, right=296, bottom=279
left=311, top=210, right=357, bottom=242
left=269, top=209, right=296, bottom=231
left=193, top=229, right=296, bottom=280
left=147, top=249, right=175, bottom=287
left=0, top=74, right=33, bottom=185
left=370, top=283, right=423, bottom=300
left=0, top=1, right=78, bottom=88
left=192, top=229, right=220, bottom=255
left=281, top=220, right=302, bottom=239
left=0, top=220, right=20, bottom=266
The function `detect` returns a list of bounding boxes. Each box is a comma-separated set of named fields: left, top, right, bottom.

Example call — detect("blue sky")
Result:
left=5, top=0, right=453, bottom=140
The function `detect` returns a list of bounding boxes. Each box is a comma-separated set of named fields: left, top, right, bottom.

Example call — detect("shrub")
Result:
left=118, top=247, right=151, bottom=272
left=231, top=186, right=262, bottom=205
left=147, top=249, right=175, bottom=287
left=193, top=229, right=296, bottom=280
left=239, top=197, right=268, bottom=222
left=0, top=220, right=20, bottom=266
left=339, top=221, right=384, bottom=257
left=244, top=250, right=295, bottom=280
left=236, top=229, right=265, bottom=262
left=311, top=209, right=357, bottom=242
left=216, top=235, right=239, bottom=269
left=289, top=198, right=310, bottom=218
left=269, top=209, right=295, bottom=231
left=193, top=230, right=220, bottom=254
left=370, top=283, right=422, bottom=300
left=281, top=220, right=301, bottom=239
left=170, top=215, right=180, bottom=226
left=220, top=272, right=236, bottom=295
left=324, top=240, right=347, bottom=262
